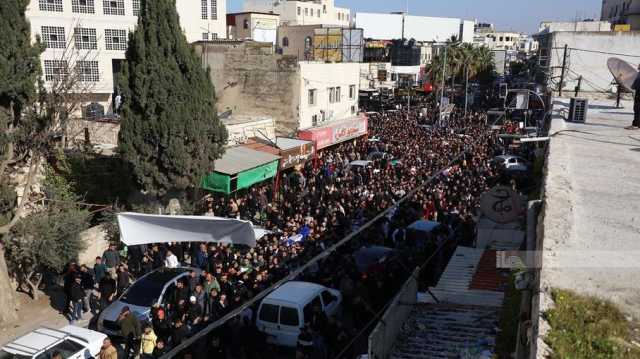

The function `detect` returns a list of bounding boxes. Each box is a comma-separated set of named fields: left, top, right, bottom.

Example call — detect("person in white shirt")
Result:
left=165, top=250, right=179, bottom=268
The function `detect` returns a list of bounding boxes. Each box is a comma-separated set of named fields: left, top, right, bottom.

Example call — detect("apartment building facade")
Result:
left=27, top=0, right=226, bottom=112
left=244, top=0, right=350, bottom=27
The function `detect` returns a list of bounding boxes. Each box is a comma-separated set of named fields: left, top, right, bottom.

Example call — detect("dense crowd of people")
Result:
left=62, top=97, right=501, bottom=359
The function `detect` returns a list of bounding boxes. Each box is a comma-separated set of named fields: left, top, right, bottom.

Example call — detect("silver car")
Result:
left=96, top=267, right=198, bottom=336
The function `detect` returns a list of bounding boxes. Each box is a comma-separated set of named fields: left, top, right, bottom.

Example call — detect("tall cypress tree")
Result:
left=0, top=0, right=44, bottom=324
left=118, top=0, right=227, bottom=197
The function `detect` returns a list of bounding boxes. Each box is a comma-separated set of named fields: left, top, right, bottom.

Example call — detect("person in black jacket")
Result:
left=78, top=265, right=94, bottom=313
left=171, top=319, right=189, bottom=347
left=629, top=68, right=640, bottom=130
left=68, top=276, right=85, bottom=323
left=99, top=273, right=117, bottom=312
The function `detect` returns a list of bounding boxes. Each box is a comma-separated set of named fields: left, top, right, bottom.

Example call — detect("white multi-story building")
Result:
left=244, top=0, right=350, bottom=27
left=26, top=0, right=226, bottom=112
left=355, top=12, right=475, bottom=43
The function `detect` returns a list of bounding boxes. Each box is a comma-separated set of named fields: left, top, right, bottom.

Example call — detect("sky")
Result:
left=227, top=0, right=603, bottom=34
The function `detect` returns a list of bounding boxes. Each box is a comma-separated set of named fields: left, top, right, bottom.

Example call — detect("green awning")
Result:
left=202, top=160, right=279, bottom=194
left=202, top=171, right=231, bottom=194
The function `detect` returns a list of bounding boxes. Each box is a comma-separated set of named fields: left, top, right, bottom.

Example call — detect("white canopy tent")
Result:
left=117, top=212, right=269, bottom=248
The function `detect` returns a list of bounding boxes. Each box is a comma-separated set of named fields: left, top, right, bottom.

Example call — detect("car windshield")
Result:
left=120, top=277, right=166, bottom=307
left=0, top=350, right=30, bottom=359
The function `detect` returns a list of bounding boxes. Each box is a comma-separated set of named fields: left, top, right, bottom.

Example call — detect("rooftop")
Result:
left=265, top=281, right=326, bottom=305
left=390, top=303, right=499, bottom=359
left=540, top=98, right=640, bottom=318
left=213, top=146, right=280, bottom=175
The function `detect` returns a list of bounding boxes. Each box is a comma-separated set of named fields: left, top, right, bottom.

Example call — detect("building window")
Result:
left=282, top=37, right=289, bottom=47
left=304, top=36, right=312, bottom=50
left=77, top=61, right=99, bottom=82
left=72, top=0, right=94, bottom=14
left=44, top=60, right=68, bottom=81
left=305, top=8, right=308, bottom=16
left=105, top=29, right=127, bottom=51
left=201, top=0, right=207, bottom=19
left=132, top=0, right=140, bottom=16
left=323, top=4, right=326, bottom=13
left=39, top=0, right=63, bottom=12
left=212, top=33, right=218, bottom=39
left=349, top=85, right=356, bottom=99
left=328, top=87, right=340, bottom=103
left=103, top=0, right=125, bottom=15
left=74, top=28, right=97, bottom=50
left=347, top=14, right=349, bottom=21
left=312, top=114, right=318, bottom=126
left=211, top=0, right=217, bottom=20
left=310, top=8, right=314, bottom=16
left=244, top=19, right=249, bottom=29
left=318, top=10, right=320, bottom=17
left=202, top=32, right=209, bottom=40
left=351, top=105, right=356, bottom=114
left=41, top=26, right=66, bottom=49
left=308, top=89, right=316, bottom=105
left=297, top=7, right=301, bottom=15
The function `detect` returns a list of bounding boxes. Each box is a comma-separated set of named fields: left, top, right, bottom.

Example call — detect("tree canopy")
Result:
left=427, top=44, right=495, bottom=88
left=118, top=0, right=227, bottom=197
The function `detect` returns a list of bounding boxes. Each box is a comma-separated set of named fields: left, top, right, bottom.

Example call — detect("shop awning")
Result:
left=275, top=137, right=314, bottom=170
left=298, top=115, right=368, bottom=150
left=117, top=212, right=269, bottom=248
left=202, top=147, right=280, bottom=194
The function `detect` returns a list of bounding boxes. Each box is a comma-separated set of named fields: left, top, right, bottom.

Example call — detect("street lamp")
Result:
left=438, top=40, right=461, bottom=122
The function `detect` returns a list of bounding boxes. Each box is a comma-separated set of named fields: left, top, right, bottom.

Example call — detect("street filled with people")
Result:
left=61, top=97, right=503, bottom=359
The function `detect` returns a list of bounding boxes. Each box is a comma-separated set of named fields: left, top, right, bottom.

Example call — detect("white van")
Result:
left=256, top=281, right=342, bottom=347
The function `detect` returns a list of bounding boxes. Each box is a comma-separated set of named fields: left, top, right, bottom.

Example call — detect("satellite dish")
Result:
left=607, top=57, right=638, bottom=92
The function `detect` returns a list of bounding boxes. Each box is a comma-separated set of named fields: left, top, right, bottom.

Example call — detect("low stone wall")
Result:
left=67, top=119, right=121, bottom=147
left=77, top=224, right=110, bottom=266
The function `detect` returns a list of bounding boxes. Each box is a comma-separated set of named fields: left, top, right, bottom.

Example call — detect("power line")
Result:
left=553, top=46, right=640, bottom=59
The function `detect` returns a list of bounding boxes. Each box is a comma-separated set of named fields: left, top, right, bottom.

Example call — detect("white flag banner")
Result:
left=117, top=212, right=267, bottom=248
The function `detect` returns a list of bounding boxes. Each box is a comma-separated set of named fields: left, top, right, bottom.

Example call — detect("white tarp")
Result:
left=117, top=212, right=268, bottom=248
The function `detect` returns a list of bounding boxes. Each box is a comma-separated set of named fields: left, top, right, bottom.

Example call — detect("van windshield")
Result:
left=259, top=303, right=279, bottom=323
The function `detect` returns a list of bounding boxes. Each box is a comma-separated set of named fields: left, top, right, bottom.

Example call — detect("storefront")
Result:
left=275, top=137, right=314, bottom=170
left=201, top=147, right=280, bottom=194
left=297, top=115, right=368, bottom=151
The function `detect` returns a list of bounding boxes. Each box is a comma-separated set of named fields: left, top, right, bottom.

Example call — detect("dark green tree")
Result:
left=118, top=0, right=227, bottom=197
left=0, top=0, right=44, bottom=324
left=0, top=0, right=44, bottom=227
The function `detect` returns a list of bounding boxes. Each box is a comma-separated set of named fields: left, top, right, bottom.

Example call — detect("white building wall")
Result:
left=461, top=20, right=475, bottom=43
left=176, top=0, right=226, bottom=41
left=26, top=0, right=225, bottom=109
left=356, top=13, right=473, bottom=43
left=298, top=62, right=360, bottom=130
left=244, top=0, right=350, bottom=26
left=548, top=31, right=640, bottom=93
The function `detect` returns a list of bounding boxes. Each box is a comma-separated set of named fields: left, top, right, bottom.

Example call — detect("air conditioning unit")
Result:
left=568, top=97, right=588, bottom=123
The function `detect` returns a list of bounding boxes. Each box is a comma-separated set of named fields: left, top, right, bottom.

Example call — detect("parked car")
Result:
left=96, top=267, right=198, bottom=336
left=492, top=155, right=529, bottom=173
left=256, top=281, right=342, bottom=347
left=0, top=326, right=106, bottom=359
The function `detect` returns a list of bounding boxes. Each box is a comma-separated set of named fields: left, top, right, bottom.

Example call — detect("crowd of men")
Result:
left=61, top=97, right=501, bottom=359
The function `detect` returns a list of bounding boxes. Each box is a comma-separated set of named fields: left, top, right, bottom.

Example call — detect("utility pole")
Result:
left=464, top=64, right=469, bottom=115
left=440, top=45, right=447, bottom=119
left=406, top=86, right=410, bottom=120
left=558, top=44, right=568, bottom=97
left=574, top=75, right=582, bottom=97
